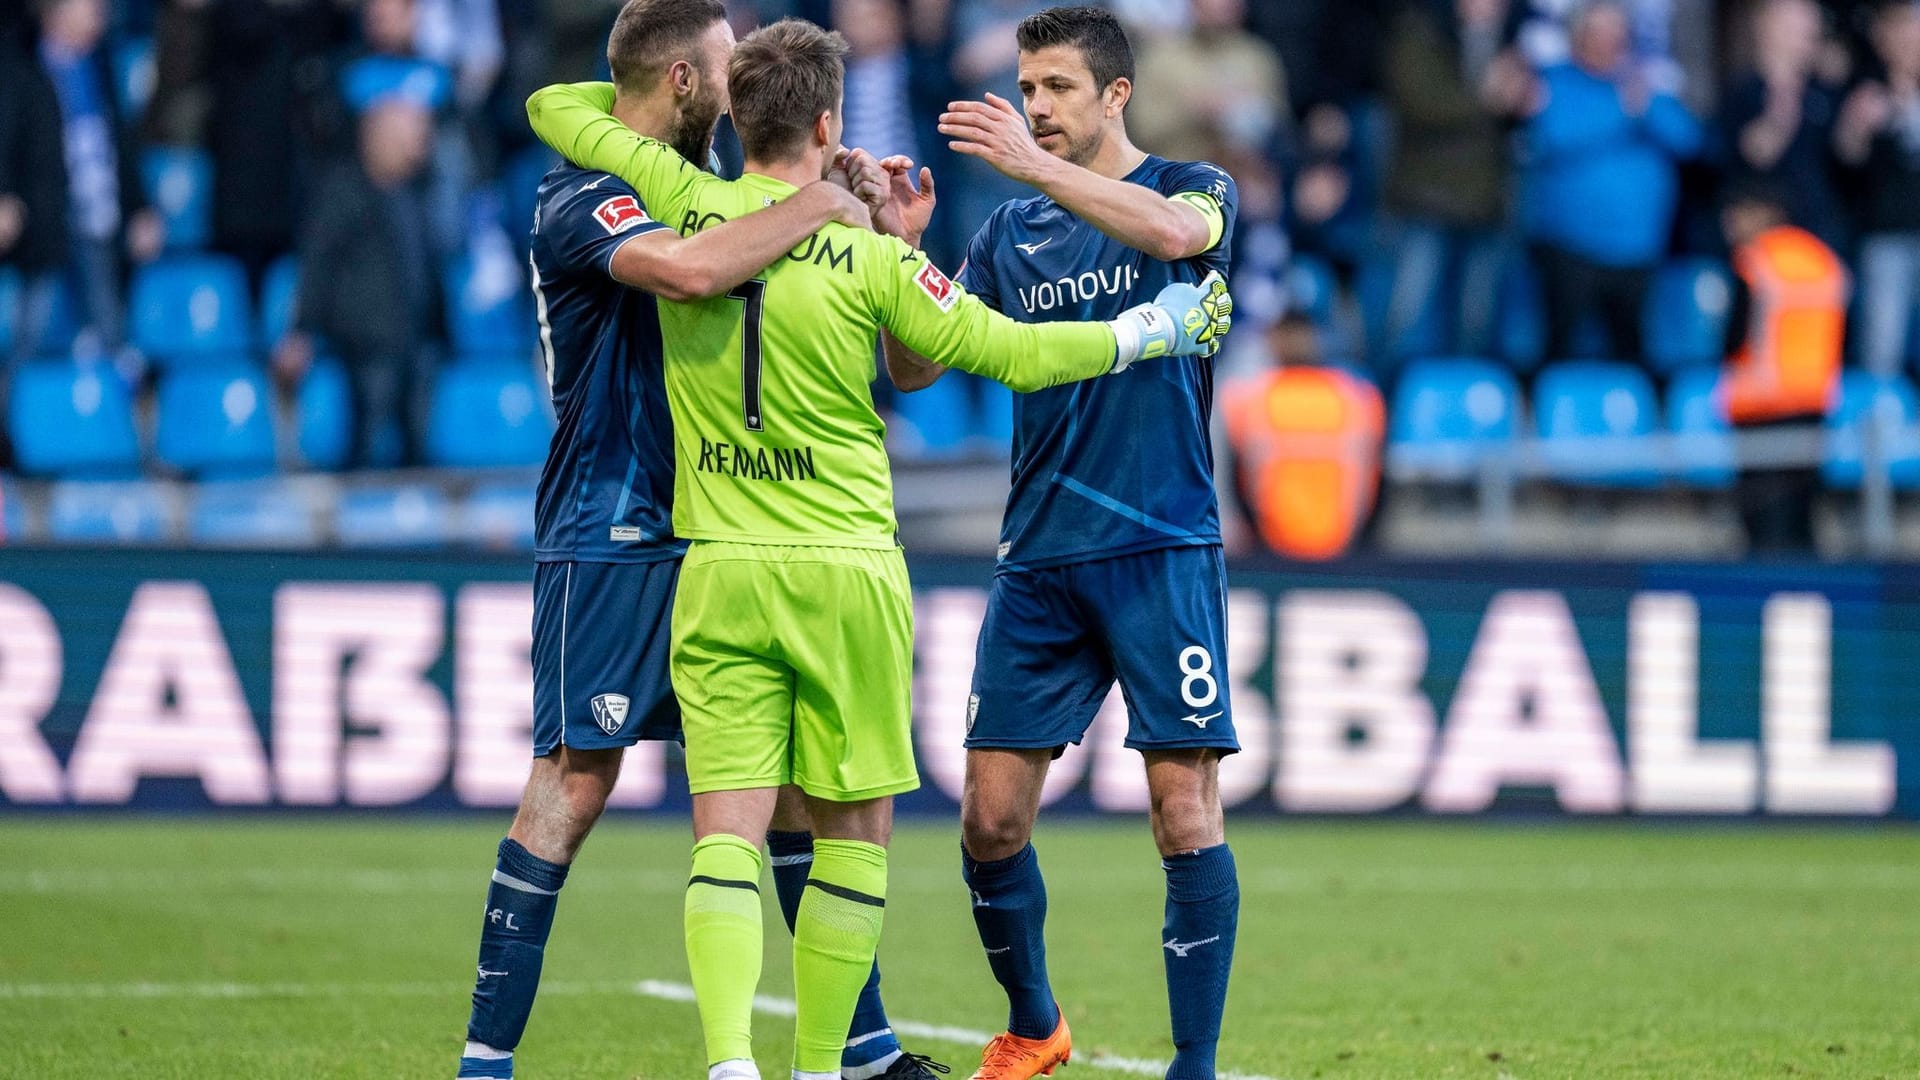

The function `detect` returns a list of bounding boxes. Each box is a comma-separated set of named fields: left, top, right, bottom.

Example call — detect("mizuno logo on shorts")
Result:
left=1181, top=711, right=1221, bottom=728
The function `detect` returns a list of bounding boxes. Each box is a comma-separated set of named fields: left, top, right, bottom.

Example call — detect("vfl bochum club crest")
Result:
left=590, top=693, right=630, bottom=736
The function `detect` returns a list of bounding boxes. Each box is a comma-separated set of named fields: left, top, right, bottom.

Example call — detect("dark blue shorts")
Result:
left=531, top=559, right=683, bottom=755
left=965, top=545, right=1239, bottom=755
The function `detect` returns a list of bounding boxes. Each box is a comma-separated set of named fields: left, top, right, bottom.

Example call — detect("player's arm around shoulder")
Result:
left=525, top=82, right=709, bottom=226
left=527, top=83, right=871, bottom=302
left=610, top=185, right=870, bottom=302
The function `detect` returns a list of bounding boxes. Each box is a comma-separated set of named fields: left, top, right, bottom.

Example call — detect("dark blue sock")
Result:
left=768, top=830, right=814, bottom=930
left=962, top=841, right=1059, bottom=1040
left=770, top=830, right=901, bottom=1075
left=1161, top=844, right=1238, bottom=1080
left=461, top=838, right=569, bottom=1077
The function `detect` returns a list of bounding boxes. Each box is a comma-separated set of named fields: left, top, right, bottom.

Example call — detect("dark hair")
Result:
left=1015, top=6, right=1135, bottom=93
left=729, top=18, right=849, bottom=161
left=606, top=0, right=728, bottom=94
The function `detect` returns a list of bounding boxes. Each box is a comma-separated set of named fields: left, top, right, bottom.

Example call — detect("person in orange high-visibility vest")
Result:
left=1715, top=183, right=1847, bottom=554
left=1225, top=315, right=1386, bottom=559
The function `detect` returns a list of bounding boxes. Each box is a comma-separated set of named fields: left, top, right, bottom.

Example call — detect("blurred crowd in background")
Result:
left=1, top=0, right=1918, bottom=557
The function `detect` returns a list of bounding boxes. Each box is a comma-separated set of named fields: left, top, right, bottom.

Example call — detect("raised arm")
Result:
left=527, top=83, right=707, bottom=218
left=528, top=82, right=870, bottom=301
left=938, top=93, right=1221, bottom=262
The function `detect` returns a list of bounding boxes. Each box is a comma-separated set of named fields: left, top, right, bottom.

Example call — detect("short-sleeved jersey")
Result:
left=958, top=156, right=1238, bottom=571
left=525, top=83, right=1130, bottom=550
left=528, top=162, right=686, bottom=564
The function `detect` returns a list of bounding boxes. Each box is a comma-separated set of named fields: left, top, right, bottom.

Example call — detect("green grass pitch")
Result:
left=2, top=817, right=1916, bottom=1079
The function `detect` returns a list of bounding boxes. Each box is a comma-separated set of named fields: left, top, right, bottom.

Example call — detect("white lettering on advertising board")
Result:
left=0, top=580, right=1898, bottom=815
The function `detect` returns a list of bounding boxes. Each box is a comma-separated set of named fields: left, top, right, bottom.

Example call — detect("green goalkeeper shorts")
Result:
left=670, top=540, right=921, bottom=802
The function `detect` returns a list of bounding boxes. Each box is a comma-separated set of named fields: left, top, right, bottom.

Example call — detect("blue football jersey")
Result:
left=956, top=155, right=1237, bottom=570
left=528, top=163, right=686, bottom=564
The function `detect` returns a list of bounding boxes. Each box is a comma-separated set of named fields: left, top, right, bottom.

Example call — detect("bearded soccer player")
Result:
left=455, top=3, right=915, bottom=1078
left=525, top=16, right=1231, bottom=1079
left=892, top=7, right=1246, bottom=1078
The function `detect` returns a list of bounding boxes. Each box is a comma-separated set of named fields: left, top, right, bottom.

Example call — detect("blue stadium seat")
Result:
left=1533, top=361, right=1662, bottom=487
left=1387, top=357, right=1518, bottom=479
left=887, top=371, right=974, bottom=458
left=142, top=147, right=213, bottom=252
left=426, top=360, right=554, bottom=468
left=114, top=37, right=156, bottom=118
left=1824, top=372, right=1920, bottom=490
left=8, top=360, right=141, bottom=477
left=155, top=364, right=278, bottom=478
left=47, top=481, right=171, bottom=542
left=463, top=481, right=537, bottom=550
left=1644, top=258, right=1734, bottom=375
left=340, top=55, right=453, bottom=113
left=258, top=256, right=300, bottom=348
left=335, top=484, right=451, bottom=548
left=130, top=255, right=253, bottom=363
left=296, top=356, right=354, bottom=470
left=1665, top=367, right=1736, bottom=489
left=190, top=479, right=317, bottom=547
left=976, top=378, right=1014, bottom=449
left=445, top=254, right=535, bottom=356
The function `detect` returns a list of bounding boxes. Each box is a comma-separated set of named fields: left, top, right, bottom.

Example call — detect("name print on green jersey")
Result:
left=695, top=436, right=820, bottom=483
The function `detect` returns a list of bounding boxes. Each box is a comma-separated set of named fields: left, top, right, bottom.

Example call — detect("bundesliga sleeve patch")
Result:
left=593, top=195, right=651, bottom=236
left=915, top=261, right=961, bottom=314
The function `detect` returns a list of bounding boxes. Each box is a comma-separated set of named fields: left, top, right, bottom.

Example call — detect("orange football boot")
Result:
left=967, top=1015, right=1072, bottom=1080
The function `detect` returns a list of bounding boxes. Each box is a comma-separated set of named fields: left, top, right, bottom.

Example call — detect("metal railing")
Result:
left=1387, top=409, right=1918, bottom=557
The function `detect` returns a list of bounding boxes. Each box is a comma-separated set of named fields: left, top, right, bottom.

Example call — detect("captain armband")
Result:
left=1170, top=192, right=1226, bottom=253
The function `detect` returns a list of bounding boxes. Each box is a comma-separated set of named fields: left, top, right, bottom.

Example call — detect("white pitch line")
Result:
left=0, top=978, right=1287, bottom=1080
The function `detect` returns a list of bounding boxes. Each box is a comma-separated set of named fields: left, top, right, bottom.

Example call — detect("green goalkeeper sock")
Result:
left=685, top=833, right=765, bottom=1067
left=791, top=838, right=888, bottom=1077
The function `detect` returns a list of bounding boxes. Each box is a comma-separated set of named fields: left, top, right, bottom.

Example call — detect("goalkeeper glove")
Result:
left=1106, top=270, right=1235, bottom=372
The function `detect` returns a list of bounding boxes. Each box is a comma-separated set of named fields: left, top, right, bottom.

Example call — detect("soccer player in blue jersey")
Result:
left=456, top=3, right=935, bottom=1079
left=893, top=7, right=1243, bottom=1078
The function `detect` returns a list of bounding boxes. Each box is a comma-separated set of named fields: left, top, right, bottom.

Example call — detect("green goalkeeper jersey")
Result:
left=527, top=83, right=1119, bottom=549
